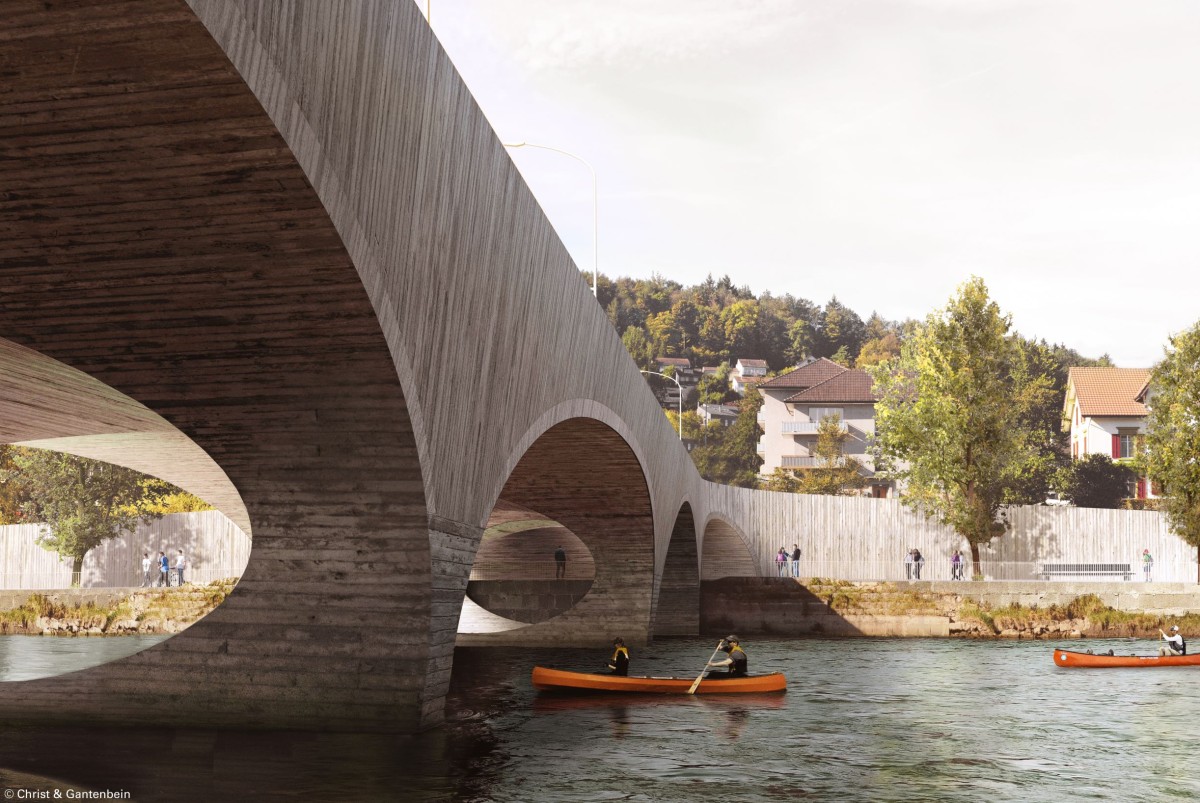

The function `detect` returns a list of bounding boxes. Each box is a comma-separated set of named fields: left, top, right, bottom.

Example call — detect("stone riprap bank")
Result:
left=701, top=578, right=1200, bottom=639
left=0, top=582, right=236, bottom=636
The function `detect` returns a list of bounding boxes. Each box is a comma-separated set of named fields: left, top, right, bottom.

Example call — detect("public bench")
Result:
left=1040, top=563, right=1132, bottom=581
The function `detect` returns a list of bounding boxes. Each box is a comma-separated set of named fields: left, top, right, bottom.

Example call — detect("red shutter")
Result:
left=1137, top=478, right=1146, bottom=499
left=1112, top=435, right=1120, bottom=458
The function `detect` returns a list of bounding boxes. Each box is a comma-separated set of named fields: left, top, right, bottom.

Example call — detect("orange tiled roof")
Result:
left=784, top=369, right=877, bottom=404
left=1068, top=367, right=1150, bottom=418
left=759, top=358, right=847, bottom=390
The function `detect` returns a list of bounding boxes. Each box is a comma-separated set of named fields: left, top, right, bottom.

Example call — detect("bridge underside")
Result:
left=0, top=0, right=433, bottom=731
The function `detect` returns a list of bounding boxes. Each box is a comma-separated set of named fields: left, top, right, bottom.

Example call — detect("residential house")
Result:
left=730, top=358, right=768, bottom=396
left=698, top=403, right=739, bottom=428
left=756, top=358, right=889, bottom=496
left=1063, top=366, right=1155, bottom=498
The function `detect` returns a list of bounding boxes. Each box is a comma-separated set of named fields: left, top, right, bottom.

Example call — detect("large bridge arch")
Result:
left=0, top=1, right=433, bottom=732
left=701, top=515, right=761, bottom=580
left=0, top=0, right=790, bottom=734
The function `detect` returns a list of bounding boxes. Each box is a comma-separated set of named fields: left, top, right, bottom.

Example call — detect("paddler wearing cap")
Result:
left=1159, top=625, right=1186, bottom=657
left=706, top=635, right=748, bottom=677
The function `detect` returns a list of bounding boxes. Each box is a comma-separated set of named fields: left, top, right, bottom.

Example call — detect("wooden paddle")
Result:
left=687, top=641, right=726, bottom=695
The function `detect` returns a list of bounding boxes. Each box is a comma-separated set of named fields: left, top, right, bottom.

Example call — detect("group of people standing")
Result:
left=775, top=544, right=802, bottom=578
left=140, top=550, right=186, bottom=588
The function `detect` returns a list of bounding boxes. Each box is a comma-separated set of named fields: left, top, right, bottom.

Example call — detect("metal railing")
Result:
left=766, top=559, right=1181, bottom=583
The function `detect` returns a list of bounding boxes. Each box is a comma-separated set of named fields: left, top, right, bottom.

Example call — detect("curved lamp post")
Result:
left=640, top=370, right=683, bottom=441
left=502, top=141, right=598, bottom=297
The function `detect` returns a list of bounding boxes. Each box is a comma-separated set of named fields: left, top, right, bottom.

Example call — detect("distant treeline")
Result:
left=595, top=270, right=1112, bottom=377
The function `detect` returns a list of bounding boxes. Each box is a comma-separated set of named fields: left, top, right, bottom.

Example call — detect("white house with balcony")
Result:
left=1063, top=366, right=1156, bottom=498
left=756, top=358, right=889, bottom=496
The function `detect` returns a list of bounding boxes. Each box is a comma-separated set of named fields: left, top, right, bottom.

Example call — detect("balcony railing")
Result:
left=782, top=421, right=847, bottom=435
left=780, top=456, right=845, bottom=469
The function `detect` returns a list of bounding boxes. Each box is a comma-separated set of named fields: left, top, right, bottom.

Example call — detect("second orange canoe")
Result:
left=1054, top=648, right=1200, bottom=668
left=531, top=666, right=786, bottom=694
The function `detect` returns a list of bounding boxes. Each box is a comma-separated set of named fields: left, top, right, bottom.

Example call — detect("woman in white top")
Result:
left=174, top=550, right=186, bottom=586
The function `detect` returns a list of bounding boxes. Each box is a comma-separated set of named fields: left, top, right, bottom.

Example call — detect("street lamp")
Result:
left=502, top=141, right=598, bottom=297
left=641, top=370, right=683, bottom=441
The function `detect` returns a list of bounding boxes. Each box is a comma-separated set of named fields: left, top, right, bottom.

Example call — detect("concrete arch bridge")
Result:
left=5, top=0, right=1108, bottom=735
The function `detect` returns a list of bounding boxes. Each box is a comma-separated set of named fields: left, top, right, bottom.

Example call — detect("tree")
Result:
left=856, top=332, right=902, bottom=368
left=762, top=467, right=802, bottom=493
left=697, top=363, right=737, bottom=406
left=870, top=277, right=1056, bottom=577
left=1057, top=454, right=1135, bottom=509
left=621, top=325, right=654, bottom=369
left=798, top=414, right=868, bottom=495
left=690, top=387, right=763, bottom=487
left=1142, top=320, right=1200, bottom=579
left=0, top=448, right=174, bottom=586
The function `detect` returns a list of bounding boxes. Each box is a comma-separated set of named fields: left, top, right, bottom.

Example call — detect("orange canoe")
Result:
left=531, top=666, right=786, bottom=694
left=1053, top=648, right=1200, bottom=668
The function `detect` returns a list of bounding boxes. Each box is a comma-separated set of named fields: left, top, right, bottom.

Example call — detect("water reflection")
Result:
left=0, top=635, right=167, bottom=681
left=2, top=637, right=1200, bottom=801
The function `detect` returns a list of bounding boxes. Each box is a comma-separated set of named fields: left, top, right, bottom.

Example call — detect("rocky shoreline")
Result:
left=0, top=580, right=236, bottom=636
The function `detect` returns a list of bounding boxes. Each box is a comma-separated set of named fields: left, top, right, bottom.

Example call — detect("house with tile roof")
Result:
left=756, top=358, right=890, bottom=496
left=1063, top=367, right=1155, bottom=498
left=730, top=358, right=768, bottom=396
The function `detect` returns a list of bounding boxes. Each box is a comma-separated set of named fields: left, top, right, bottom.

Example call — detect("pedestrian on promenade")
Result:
left=913, top=548, right=925, bottom=580
left=951, top=550, right=964, bottom=581
left=791, top=544, right=802, bottom=578
left=158, top=551, right=170, bottom=587
left=1142, top=549, right=1153, bottom=582
left=554, top=545, right=567, bottom=579
left=175, top=549, right=186, bottom=586
left=141, top=552, right=153, bottom=587
left=904, top=549, right=914, bottom=580
left=776, top=547, right=788, bottom=577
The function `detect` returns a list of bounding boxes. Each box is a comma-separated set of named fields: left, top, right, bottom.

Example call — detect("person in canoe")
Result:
left=706, top=635, right=747, bottom=678
left=1159, top=625, right=1186, bottom=656
left=607, top=637, right=630, bottom=676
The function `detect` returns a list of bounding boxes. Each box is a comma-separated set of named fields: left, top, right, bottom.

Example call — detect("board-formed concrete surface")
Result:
left=2, top=0, right=1193, bottom=735
left=0, top=0, right=760, bottom=733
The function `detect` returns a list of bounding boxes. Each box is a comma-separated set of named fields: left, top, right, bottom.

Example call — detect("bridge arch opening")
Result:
left=701, top=517, right=759, bottom=580
left=457, top=416, right=656, bottom=646
left=0, top=340, right=252, bottom=680
left=653, top=502, right=699, bottom=637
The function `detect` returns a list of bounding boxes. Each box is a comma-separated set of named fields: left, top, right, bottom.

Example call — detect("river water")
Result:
left=1, top=636, right=1198, bottom=801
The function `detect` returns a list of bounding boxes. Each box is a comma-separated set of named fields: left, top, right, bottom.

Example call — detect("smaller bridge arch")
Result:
left=701, top=515, right=760, bottom=580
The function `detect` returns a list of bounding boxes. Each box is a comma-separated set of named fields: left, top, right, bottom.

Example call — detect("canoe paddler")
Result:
left=706, top=635, right=748, bottom=678
left=607, top=637, right=630, bottom=676
left=1159, top=625, right=1186, bottom=656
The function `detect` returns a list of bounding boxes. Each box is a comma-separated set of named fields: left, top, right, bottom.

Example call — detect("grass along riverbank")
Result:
left=0, top=580, right=236, bottom=636
left=806, top=579, right=1200, bottom=639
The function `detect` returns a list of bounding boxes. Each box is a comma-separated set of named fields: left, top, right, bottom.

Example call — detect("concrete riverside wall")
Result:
left=701, top=578, right=1200, bottom=638
left=0, top=511, right=250, bottom=590
left=705, top=487, right=1198, bottom=584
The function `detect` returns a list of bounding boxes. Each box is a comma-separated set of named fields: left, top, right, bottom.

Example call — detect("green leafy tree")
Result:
left=819, top=296, right=866, bottom=362
left=856, top=332, right=902, bottom=368
left=621, top=326, right=654, bottom=369
left=762, top=467, right=802, bottom=493
left=1057, top=453, right=1135, bottom=509
left=697, top=363, right=737, bottom=406
left=798, top=414, right=868, bottom=495
left=870, top=277, right=1055, bottom=577
left=1142, top=321, right=1200, bottom=579
left=0, top=445, right=28, bottom=524
left=0, top=449, right=174, bottom=586
left=690, top=388, right=763, bottom=487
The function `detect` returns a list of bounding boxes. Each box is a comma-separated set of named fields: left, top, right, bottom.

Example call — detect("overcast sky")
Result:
left=423, top=0, right=1200, bottom=367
